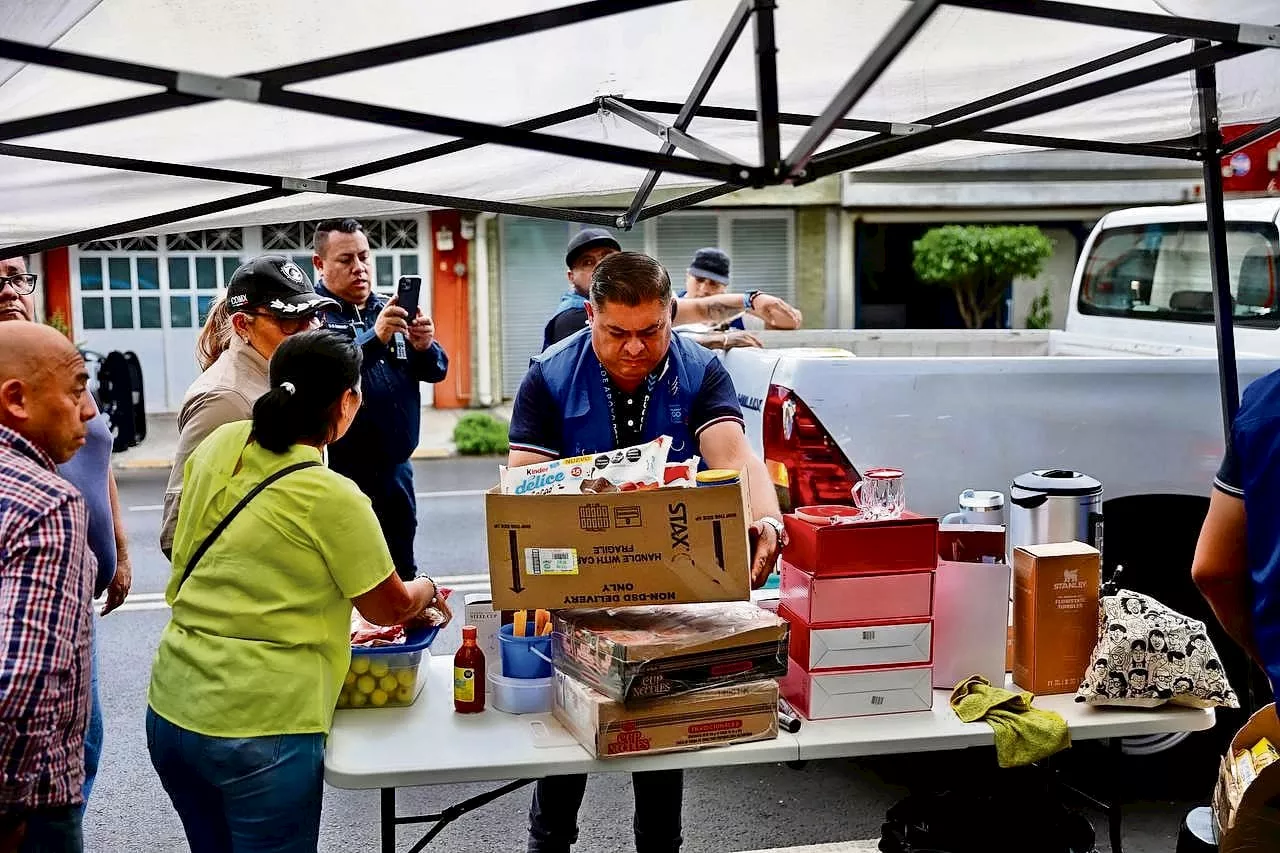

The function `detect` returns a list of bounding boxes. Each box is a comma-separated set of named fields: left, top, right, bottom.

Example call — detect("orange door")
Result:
left=429, top=211, right=472, bottom=409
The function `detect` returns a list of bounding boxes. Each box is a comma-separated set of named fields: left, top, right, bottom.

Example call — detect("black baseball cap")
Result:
left=688, top=247, right=730, bottom=285
left=226, top=255, right=337, bottom=318
left=565, top=228, right=621, bottom=268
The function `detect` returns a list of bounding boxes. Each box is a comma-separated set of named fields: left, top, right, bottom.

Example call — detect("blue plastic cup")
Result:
left=499, top=623, right=553, bottom=679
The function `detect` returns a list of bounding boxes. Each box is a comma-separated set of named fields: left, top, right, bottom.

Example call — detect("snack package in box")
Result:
left=552, top=601, right=789, bottom=703
left=553, top=670, right=778, bottom=758
left=500, top=437, right=674, bottom=495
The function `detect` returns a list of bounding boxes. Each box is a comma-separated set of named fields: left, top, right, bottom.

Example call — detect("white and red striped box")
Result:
left=779, top=659, right=934, bottom=719
left=781, top=604, right=932, bottom=672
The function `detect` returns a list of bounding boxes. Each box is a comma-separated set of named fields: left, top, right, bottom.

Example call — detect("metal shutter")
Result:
left=499, top=220, right=644, bottom=398
left=653, top=214, right=719, bottom=291
left=729, top=216, right=794, bottom=303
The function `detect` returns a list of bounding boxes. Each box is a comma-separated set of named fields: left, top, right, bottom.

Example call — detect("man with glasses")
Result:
left=311, top=219, right=449, bottom=582
left=1, top=256, right=133, bottom=820
left=160, top=255, right=337, bottom=558
left=543, top=229, right=803, bottom=351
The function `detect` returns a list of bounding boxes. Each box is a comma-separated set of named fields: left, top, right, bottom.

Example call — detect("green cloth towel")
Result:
left=949, top=675, right=1071, bottom=768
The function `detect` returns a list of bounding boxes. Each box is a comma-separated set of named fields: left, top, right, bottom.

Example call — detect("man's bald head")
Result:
left=0, top=256, right=33, bottom=322
left=0, top=321, right=94, bottom=463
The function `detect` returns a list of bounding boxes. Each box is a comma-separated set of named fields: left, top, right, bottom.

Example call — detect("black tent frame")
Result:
left=1, top=0, right=1276, bottom=436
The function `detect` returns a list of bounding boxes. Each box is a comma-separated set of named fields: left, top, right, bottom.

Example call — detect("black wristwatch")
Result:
left=744, top=290, right=763, bottom=310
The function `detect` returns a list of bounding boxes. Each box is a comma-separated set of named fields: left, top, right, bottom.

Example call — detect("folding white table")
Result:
left=325, top=658, right=1216, bottom=853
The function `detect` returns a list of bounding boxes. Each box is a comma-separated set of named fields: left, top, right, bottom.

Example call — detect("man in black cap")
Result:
left=311, top=219, right=449, bottom=581
left=543, top=229, right=803, bottom=350
left=162, top=254, right=340, bottom=557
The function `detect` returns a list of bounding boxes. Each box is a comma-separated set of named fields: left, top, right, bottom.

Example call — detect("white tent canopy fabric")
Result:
left=0, top=0, right=1278, bottom=246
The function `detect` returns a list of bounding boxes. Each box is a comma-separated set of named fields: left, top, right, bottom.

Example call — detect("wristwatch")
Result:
left=759, top=515, right=787, bottom=547
left=744, top=289, right=762, bottom=311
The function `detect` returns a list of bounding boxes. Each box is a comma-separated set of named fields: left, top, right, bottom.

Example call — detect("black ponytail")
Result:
left=251, top=330, right=361, bottom=453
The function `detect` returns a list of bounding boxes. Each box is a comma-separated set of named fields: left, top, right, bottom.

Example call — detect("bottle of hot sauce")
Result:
left=453, top=625, right=485, bottom=713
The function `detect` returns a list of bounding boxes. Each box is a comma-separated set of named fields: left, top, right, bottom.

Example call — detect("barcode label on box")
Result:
left=526, top=548, right=577, bottom=576
left=862, top=631, right=877, bottom=641
left=870, top=695, right=885, bottom=706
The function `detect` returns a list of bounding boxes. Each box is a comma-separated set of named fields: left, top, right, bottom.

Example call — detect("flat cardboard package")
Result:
left=1012, top=542, right=1101, bottom=695
left=783, top=512, right=938, bottom=577
left=780, top=660, right=933, bottom=720
left=552, top=670, right=779, bottom=758
left=932, top=559, right=1010, bottom=689
left=779, top=605, right=932, bottom=671
left=485, top=483, right=751, bottom=611
left=780, top=561, right=934, bottom=626
left=464, top=593, right=503, bottom=676
left=552, top=602, right=789, bottom=703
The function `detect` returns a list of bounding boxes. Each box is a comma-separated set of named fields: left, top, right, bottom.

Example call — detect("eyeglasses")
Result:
left=248, top=311, right=322, bottom=335
left=0, top=273, right=37, bottom=295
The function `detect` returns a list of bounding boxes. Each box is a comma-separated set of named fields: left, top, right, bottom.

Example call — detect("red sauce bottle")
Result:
left=453, top=625, right=485, bottom=713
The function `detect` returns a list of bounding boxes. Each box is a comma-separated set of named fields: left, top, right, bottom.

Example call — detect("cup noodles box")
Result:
left=485, top=482, right=751, bottom=611
left=552, top=602, right=789, bottom=703
left=553, top=670, right=778, bottom=758
left=1013, top=542, right=1101, bottom=695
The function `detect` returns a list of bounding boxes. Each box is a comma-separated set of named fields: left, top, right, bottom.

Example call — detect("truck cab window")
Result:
left=1079, top=223, right=1280, bottom=329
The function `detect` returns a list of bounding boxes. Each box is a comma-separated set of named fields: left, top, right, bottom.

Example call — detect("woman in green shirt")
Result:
left=146, top=330, right=439, bottom=853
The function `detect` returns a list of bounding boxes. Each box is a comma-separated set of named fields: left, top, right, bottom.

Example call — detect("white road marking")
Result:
left=129, top=488, right=486, bottom=513
left=734, top=844, right=880, bottom=853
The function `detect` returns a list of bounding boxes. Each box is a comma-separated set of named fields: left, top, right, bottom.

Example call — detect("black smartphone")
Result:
left=396, top=275, right=422, bottom=320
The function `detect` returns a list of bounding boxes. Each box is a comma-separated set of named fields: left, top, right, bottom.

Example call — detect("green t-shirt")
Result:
left=148, top=421, right=394, bottom=737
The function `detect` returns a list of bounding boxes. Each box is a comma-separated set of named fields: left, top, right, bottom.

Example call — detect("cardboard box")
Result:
left=780, top=561, right=934, bottom=626
left=780, top=605, right=932, bottom=671
left=552, top=602, right=789, bottom=703
left=783, top=512, right=937, bottom=577
left=552, top=670, right=778, bottom=758
left=932, top=559, right=1011, bottom=689
left=779, top=660, right=933, bottom=720
left=464, top=593, right=503, bottom=676
left=485, top=484, right=751, bottom=611
left=1012, top=542, right=1101, bottom=695
left=1215, top=703, right=1280, bottom=851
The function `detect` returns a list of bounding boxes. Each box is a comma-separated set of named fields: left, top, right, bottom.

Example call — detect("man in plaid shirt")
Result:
left=0, top=322, right=98, bottom=852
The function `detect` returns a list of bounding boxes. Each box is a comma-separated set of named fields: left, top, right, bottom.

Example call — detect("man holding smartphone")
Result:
left=311, top=219, right=449, bottom=580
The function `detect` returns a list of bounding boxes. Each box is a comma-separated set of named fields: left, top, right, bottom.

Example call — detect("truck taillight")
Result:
left=762, top=384, right=858, bottom=512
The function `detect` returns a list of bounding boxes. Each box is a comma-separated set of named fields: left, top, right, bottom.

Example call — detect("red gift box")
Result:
left=779, top=561, right=934, bottom=626
left=783, top=512, right=938, bottom=577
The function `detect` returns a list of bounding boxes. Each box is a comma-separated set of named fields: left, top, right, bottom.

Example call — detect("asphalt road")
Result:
left=88, top=459, right=1205, bottom=852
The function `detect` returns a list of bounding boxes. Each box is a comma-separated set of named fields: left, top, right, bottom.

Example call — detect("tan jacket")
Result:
left=160, top=336, right=269, bottom=558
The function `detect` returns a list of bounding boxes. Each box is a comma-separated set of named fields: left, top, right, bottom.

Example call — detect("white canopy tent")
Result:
left=0, top=0, right=1278, bottom=431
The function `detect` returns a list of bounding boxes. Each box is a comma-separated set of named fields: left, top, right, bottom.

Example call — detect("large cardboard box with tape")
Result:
left=485, top=483, right=751, bottom=611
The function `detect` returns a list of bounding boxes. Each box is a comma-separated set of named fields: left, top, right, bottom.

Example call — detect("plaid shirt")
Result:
left=0, top=424, right=94, bottom=813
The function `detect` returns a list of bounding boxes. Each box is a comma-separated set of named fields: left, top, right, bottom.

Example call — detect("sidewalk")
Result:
left=111, top=404, right=514, bottom=471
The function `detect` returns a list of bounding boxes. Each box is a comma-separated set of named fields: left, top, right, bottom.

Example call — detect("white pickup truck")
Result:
left=726, top=197, right=1280, bottom=518
left=724, top=198, right=1280, bottom=767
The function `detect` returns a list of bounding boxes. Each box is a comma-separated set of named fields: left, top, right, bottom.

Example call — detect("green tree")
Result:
left=1025, top=284, right=1054, bottom=329
left=912, top=225, right=1054, bottom=329
left=452, top=412, right=510, bottom=456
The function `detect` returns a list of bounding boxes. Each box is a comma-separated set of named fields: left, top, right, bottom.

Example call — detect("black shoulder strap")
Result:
left=177, top=461, right=321, bottom=591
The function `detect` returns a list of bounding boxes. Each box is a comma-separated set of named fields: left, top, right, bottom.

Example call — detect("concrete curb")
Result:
left=114, top=446, right=458, bottom=471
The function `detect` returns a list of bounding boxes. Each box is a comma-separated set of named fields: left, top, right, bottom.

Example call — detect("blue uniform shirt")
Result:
left=510, top=328, right=744, bottom=460
left=57, top=409, right=116, bottom=596
left=1216, top=367, right=1280, bottom=702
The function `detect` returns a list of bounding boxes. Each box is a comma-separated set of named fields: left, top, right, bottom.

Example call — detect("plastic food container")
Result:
left=338, top=626, right=439, bottom=710
left=488, top=671, right=554, bottom=714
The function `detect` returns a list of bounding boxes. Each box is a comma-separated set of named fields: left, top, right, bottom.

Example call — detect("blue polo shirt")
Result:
left=1215, top=368, right=1280, bottom=701
left=510, top=330, right=744, bottom=460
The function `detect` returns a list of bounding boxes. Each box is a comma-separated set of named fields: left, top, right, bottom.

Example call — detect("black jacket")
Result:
left=316, top=284, right=449, bottom=473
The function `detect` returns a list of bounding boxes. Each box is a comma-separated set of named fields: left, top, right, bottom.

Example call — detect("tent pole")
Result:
left=752, top=0, right=781, bottom=175
left=946, top=0, right=1276, bottom=46
left=597, top=97, right=743, bottom=164
left=1195, top=57, right=1241, bottom=440
left=1220, top=115, right=1280, bottom=157
left=620, top=0, right=753, bottom=228
left=783, top=0, right=941, bottom=180
left=635, top=184, right=741, bottom=223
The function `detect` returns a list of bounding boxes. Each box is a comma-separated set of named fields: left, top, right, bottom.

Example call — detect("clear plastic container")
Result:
left=339, top=626, right=438, bottom=710
left=488, top=671, right=553, bottom=714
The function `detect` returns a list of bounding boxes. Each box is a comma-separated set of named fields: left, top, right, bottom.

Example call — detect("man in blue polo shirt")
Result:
left=511, top=251, right=785, bottom=853
left=1193, top=370, right=1280, bottom=698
